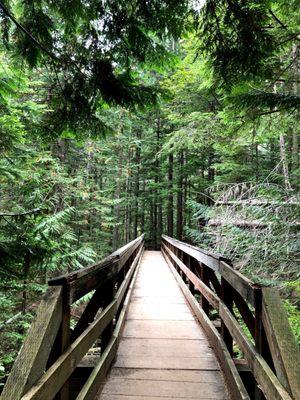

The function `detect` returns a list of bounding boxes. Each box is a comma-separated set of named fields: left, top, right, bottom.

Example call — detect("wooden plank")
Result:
left=76, top=248, right=143, bottom=400
left=232, top=288, right=255, bottom=338
left=262, top=287, right=300, bottom=399
left=68, top=260, right=119, bottom=303
left=114, top=236, right=144, bottom=269
left=108, top=368, right=224, bottom=383
left=219, top=261, right=256, bottom=306
left=72, top=286, right=104, bottom=341
left=99, top=378, right=227, bottom=399
left=162, top=243, right=219, bottom=309
left=115, top=245, right=143, bottom=309
left=49, top=235, right=144, bottom=304
left=0, top=287, right=63, bottom=400
left=162, top=235, right=221, bottom=272
left=123, top=319, right=206, bottom=340
left=21, top=300, right=117, bottom=400
left=221, top=278, right=234, bottom=356
left=162, top=249, right=250, bottom=400
left=117, top=338, right=214, bottom=357
left=113, top=354, right=218, bottom=370
left=162, top=236, right=256, bottom=307
left=219, top=302, right=293, bottom=400
left=49, top=256, right=117, bottom=287
left=127, top=303, right=194, bottom=320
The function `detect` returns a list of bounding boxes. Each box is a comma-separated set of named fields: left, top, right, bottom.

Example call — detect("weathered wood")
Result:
left=49, top=235, right=144, bottom=304
left=232, top=288, right=255, bottom=338
left=21, top=301, right=117, bottom=400
left=219, top=261, right=256, bottom=306
left=57, top=287, right=71, bottom=400
left=72, top=286, right=104, bottom=341
left=162, top=235, right=222, bottom=271
left=221, top=278, right=234, bottom=356
left=162, top=248, right=250, bottom=400
left=69, top=260, right=120, bottom=304
left=162, top=235, right=256, bottom=306
left=219, top=302, right=293, bottom=400
left=0, top=287, right=63, bottom=400
left=162, top=243, right=219, bottom=309
left=115, top=245, right=143, bottom=310
left=262, top=287, right=300, bottom=399
left=76, top=248, right=143, bottom=400
left=200, top=262, right=211, bottom=315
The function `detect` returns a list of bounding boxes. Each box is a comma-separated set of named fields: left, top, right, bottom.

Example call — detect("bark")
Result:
left=133, top=135, right=141, bottom=238
left=279, top=134, right=292, bottom=191
left=140, top=179, right=146, bottom=233
left=112, top=145, right=123, bottom=249
left=176, top=152, right=184, bottom=240
left=124, top=147, right=132, bottom=242
left=167, top=152, right=174, bottom=236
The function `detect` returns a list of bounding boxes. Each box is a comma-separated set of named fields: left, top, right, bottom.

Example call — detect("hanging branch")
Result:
left=0, top=1, right=84, bottom=74
left=0, top=208, right=41, bottom=217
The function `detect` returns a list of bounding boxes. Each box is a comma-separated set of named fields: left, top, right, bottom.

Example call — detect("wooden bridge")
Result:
left=1, top=235, right=299, bottom=400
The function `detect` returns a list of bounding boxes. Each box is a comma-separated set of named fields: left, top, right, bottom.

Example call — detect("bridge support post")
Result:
left=199, top=262, right=211, bottom=316
left=101, top=278, right=117, bottom=351
left=221, top=278, right=233, bottom=356
left=53, top=286, right=71, bottom=400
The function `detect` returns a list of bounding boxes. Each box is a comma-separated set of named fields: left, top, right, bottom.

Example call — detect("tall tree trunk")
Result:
left=149, top=196, right=155, bottom=249
left=154, top=116, right=161, bottom=248
left=291, top=44, right=299, bottom=184
left=279, top=134, right=292, bottom=191
left=167, top=152, right=174, bottom=236
left=124, top=147, right=131, bottom=242
left=140, top=179, right=146, bottom=234
left=113, top=146, right=123, bottom=249
left=176, top=152, right=184, bottom=240
left=133, top=134, right=141, bottom=238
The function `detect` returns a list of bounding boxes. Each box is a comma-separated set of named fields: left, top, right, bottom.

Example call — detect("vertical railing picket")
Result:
left=220, top=277, right=234, bottom=356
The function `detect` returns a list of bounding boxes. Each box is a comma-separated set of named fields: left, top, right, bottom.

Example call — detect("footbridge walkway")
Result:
left=1, top=235, right=299, bottom=400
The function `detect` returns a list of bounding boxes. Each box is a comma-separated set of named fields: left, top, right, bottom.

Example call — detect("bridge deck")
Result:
left=96, top=250, right=229, bottom=400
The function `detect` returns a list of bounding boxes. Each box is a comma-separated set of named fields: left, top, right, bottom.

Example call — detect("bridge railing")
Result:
left=161, top=235, right=299, bottom=400
left=1, top=234, right=145, bottom=400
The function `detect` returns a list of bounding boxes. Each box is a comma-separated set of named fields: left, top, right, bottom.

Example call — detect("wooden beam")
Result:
left=262, top=288, right=300, bottom=399
left=162, top=235, right=256, bottom=306
left=49, top=235, right=144, bottom=303
left=76, top=248, right=144, bottom=400
left=162, top=249, right=250, bottom=400
left=162, top=243, right=219, bottom=309
left=21, top=301, right=117, bottom=400
left=219, top=303, right=293, bottom=400
left=0, top=287, right=63, bottom=400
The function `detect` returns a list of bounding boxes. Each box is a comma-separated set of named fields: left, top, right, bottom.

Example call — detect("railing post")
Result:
left=54, top=286, right=71, bottom=400
left=220, top=277, right=233, bottom=356
left=199, top=262, right=211, bottom=316
left=101, top=278, right=117, bottom=351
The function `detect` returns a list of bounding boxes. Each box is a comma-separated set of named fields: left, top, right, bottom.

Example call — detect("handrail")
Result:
left=1, top=234, right=145, bottom=400
left=161, top=236, right=300, bottom=400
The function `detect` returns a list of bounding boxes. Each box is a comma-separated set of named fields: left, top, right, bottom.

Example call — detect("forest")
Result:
left=0, top=0, right=299, bottom=391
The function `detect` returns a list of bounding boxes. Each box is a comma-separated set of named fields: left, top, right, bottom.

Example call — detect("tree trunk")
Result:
left=167, top=152, right=174, bottom=236
left=176, top=152, right=184, bottom=240
left=279, top=134, right=292, bottom=191
left=133, top=134, right=141, bottom=238
left=113, top=145, right=123, bottom=249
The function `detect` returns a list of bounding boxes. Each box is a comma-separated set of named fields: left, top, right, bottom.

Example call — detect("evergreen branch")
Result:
left=0, top=2, right=59, bottom=62
left=0, top=2, right=83, bottom=74
left=268, top=9, right=288, bottom=29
